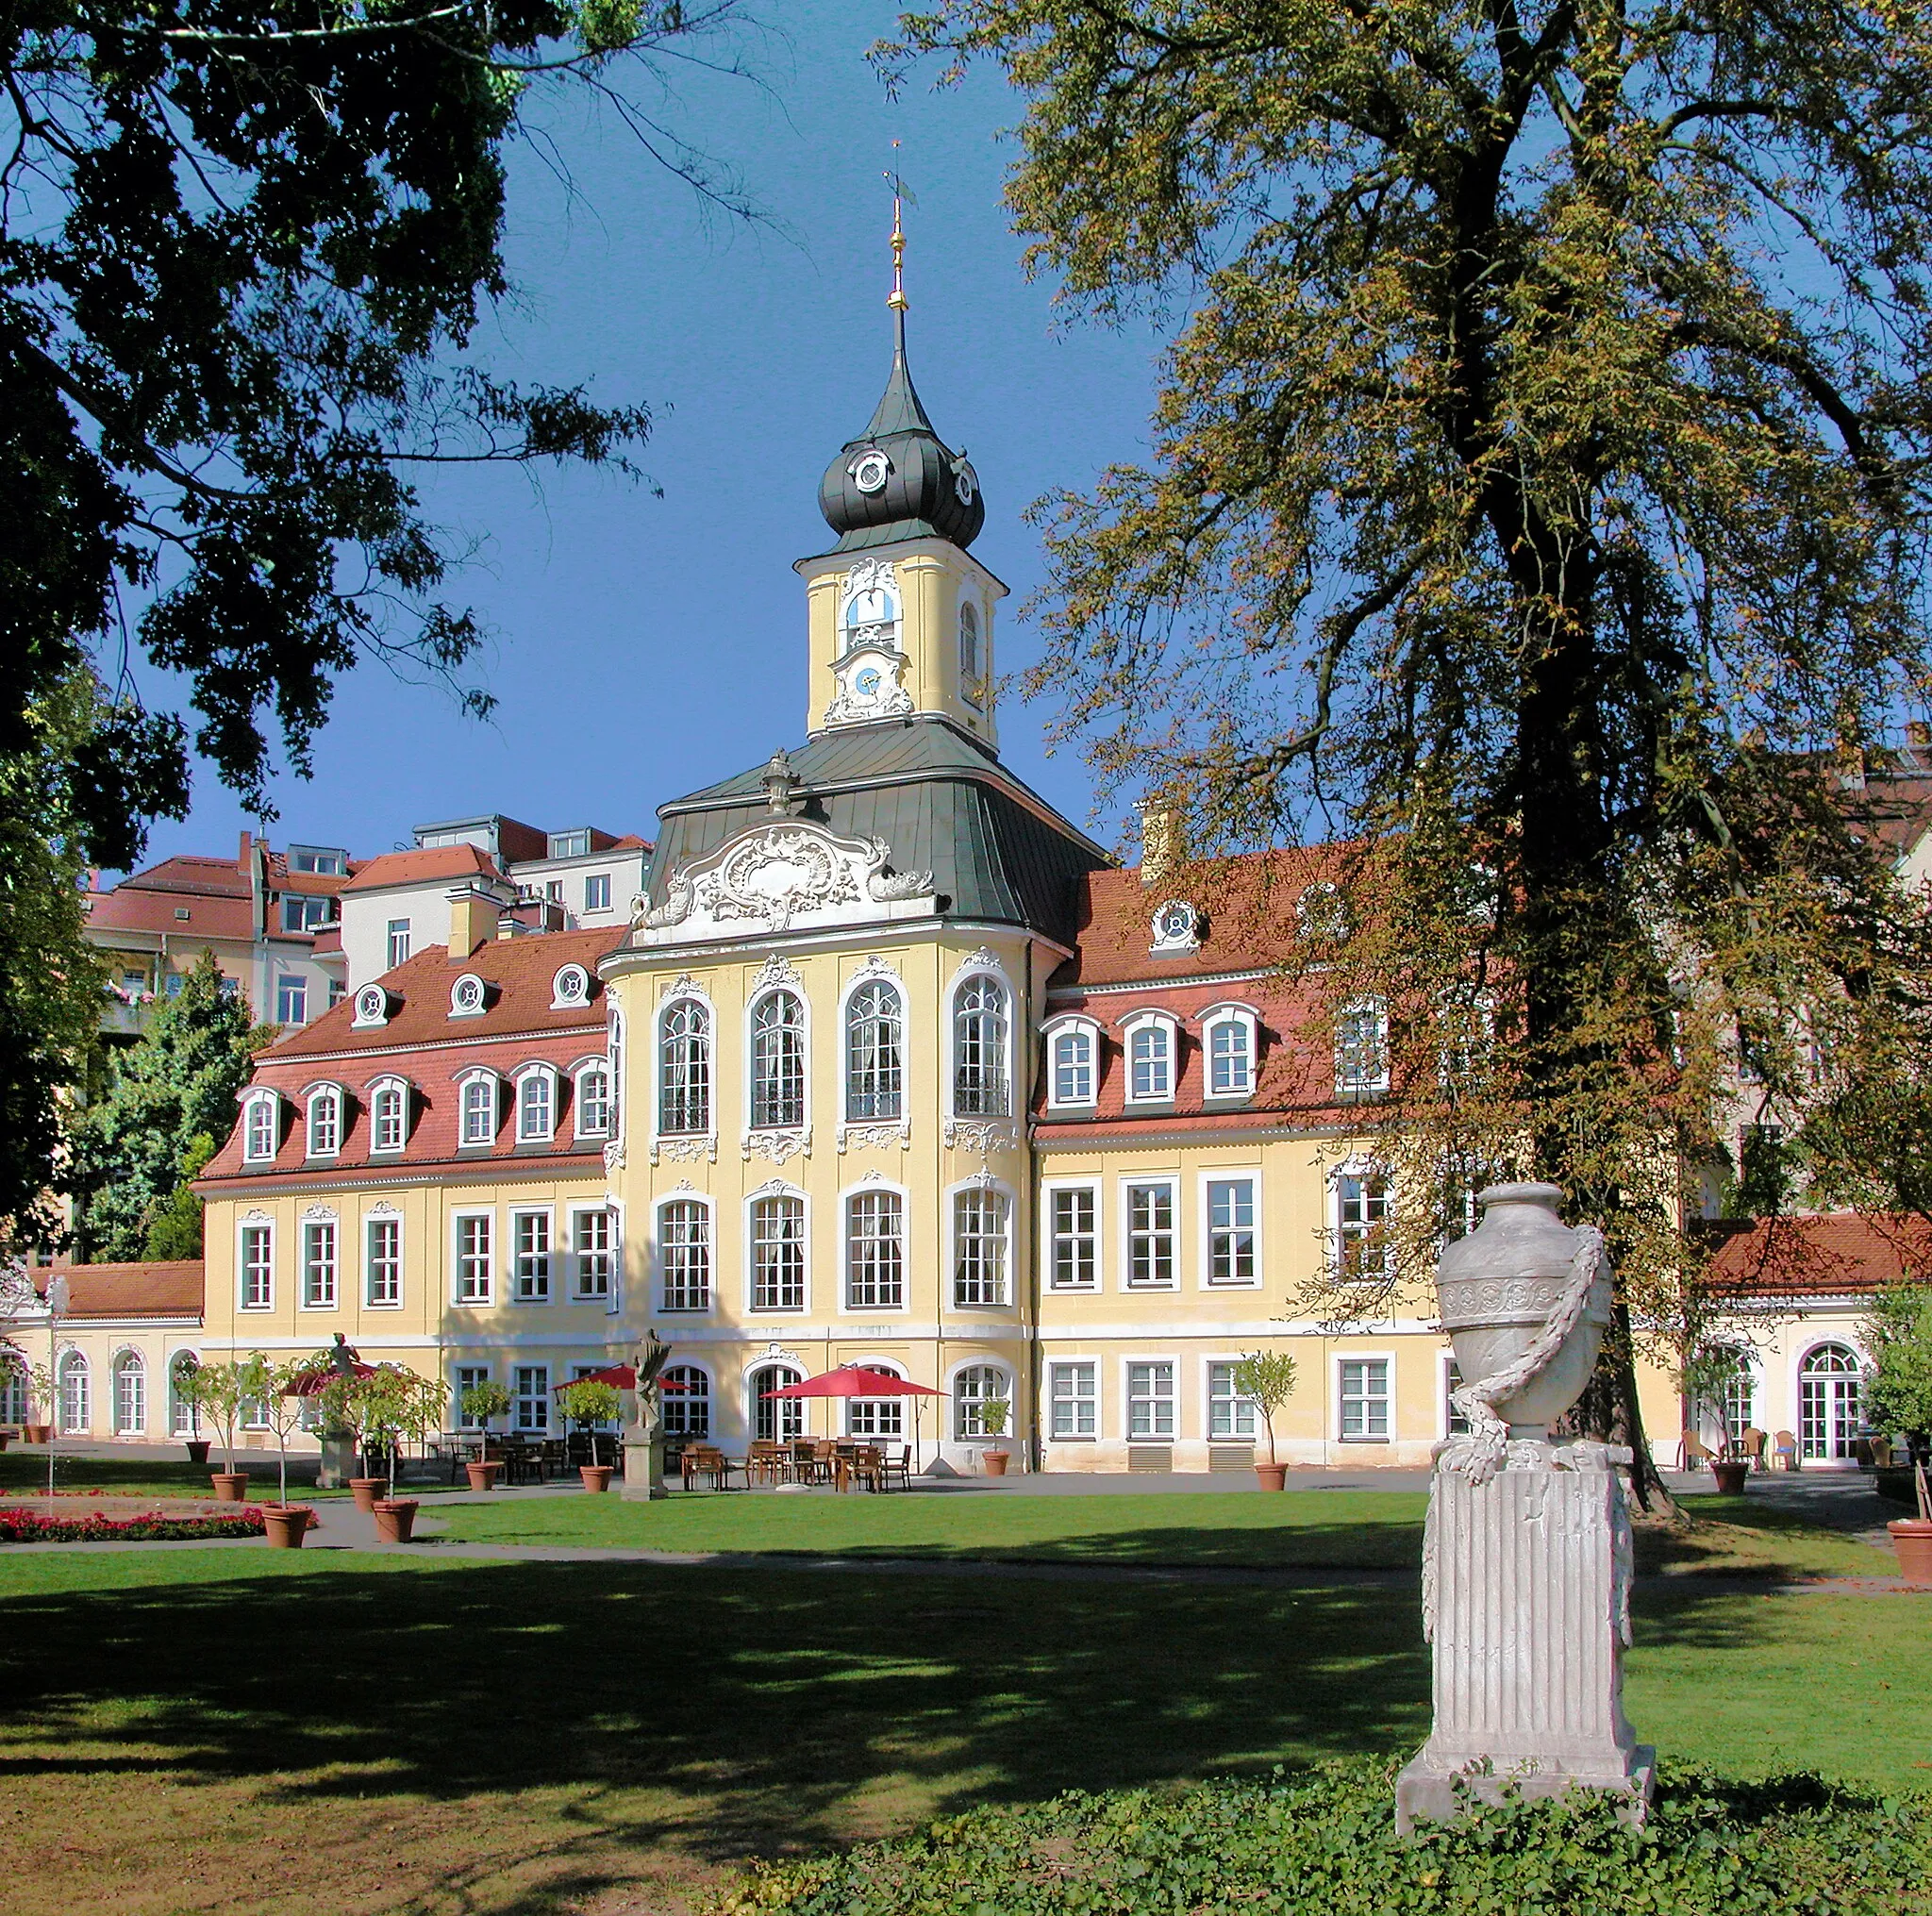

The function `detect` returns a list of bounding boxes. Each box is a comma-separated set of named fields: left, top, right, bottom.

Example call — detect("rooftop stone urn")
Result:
left=1395, top=1182, right=1654, bottom=1833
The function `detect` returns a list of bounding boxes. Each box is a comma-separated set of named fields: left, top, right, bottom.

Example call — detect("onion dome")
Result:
left=819, top=310, right=985, bottom=552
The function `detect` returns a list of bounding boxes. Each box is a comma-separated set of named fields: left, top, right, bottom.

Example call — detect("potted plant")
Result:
left=359, top=1367, right=443, bottom=1542
left=181, top=1358, right=256, bottom=1501
left=459, top=1379, right=513, bottom=1491
left=557, top=1378, right=621, bottom=1491
left=976, top=1396, right=1012, bottom=1474
left=1710, top=1440, right=1752, bottom=1497
left=253, top=1357, right=319, bottom=1546
left=1862, top=1284, right=1932, bottom=1583
left=1230, top=1351, right=1301, bottom=1491
left=22, top=1359, right=55, bottom=1443
left=311, top=1369, right=388, bottom=1510
left=172, top=1355, right=211, bottom=1463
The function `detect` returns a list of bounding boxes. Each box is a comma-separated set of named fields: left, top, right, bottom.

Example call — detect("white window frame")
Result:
left=1441, top=1353, right=1470, bottom=1441
left=305, top=1084, right=343, bottom=1158
left=1121, top=1175, right=1180, bottom=1291
left=453, top=1363, right=491, bottom=1430
left=457, top=1068, right=501, bottom=1148
left=1205, top=1357, right=1260, bottom=1441
left=449, top=971, right=489, bottom=1019
left=662, top=1363, right=712, bottom=1438
left=949, top=1176, right=1014, bottom=1308
left=58, top=1349, right=90, bottom=1434
left=1337, top=1352, right=1394, bottom=1441
left=241, top=1091, right=280, bottom=1164
left=367, top=1075, right=410, bottom=1154
left=1332, top=1161, right=1393, bottom=1282
left=452, top=1209, right=494, bottom=1307
left=746, top=1182, right=809, bottom=1314
left=386, top=918, right=412, bottom=968
left=841, top=1178, right=908, bottom=1313
left=238, top=1216, right=275, bottom=1310
left=1047, top=1359, right=1098, bottom=1441
left=584, top=872, right=611, bottom=913
left=569, top=1203, right=619, bottom=1304
left=844, top=1359, right=909, bottom=1440
left=113, top=1349, right=146, bottom=1435
left=365, top=1211, right=403, bottom=1308
left=514, top=1063, right=558, bottom=1144
left=1200, top=1172, right=1261, bottom=1289
left=1042, top=1014, right=1100, bottom=1111
left=1124, top=1355, right=1178, bottom=1441
left=1120, top=1009, right=1178, bottom=1106
left=275, top=972, right=308, bottom=1025
left=572, top=1057, right=612, bottom=1140
left=550, top=963, right=592, bottom=1010
left=841, top=969, right=906, bottom=1125
left=300, top=1213, right=339, bottom=1309
left=658, top=1193, right=713, bottom=1313
left=512, top=1362, right=551, bottom=1433
left=950, top=1359, right=1012, bottom=1441
left=656, top=989, right=714, bottom=1142
left=745, top=985, right=810, bottom=1133
left=1199, top=1003, right=1259, bottom=1102
left=1041, top=1178, right=1100, bottom=1291
left=1335, top=998, right=1390, bottom=1102
left=509, top=1206, right=554, bottom=1304
left=947, top=958, right=1014, bottom=1120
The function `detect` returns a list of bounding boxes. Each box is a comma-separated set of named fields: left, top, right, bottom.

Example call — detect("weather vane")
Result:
left=885, top=141, right=912, bottom=313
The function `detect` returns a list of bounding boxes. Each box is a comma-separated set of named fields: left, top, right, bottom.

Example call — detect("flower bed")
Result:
left=0, top=1502, right=267, bottom=1542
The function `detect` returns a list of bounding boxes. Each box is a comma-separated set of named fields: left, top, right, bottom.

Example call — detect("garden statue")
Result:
left=1394, top=1182, right=1654, bottom=1832
left=622, top=1326, right=673, bottom=1500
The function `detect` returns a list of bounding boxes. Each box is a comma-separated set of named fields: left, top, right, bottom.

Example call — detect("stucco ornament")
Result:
left=641, top=821, right=935, bottom=937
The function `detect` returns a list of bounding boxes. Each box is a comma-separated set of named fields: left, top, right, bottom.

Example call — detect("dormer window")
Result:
left=369, top=1077, right=409, bottom=1154
left=551, top=963, right=591, bottom=1010
left=450, top=974, right=489, bottom=1019
left=1122, top=1010, right=1178, bottom=1104
left=516, top=1065, right=557, bottom=1143
left=458, top=1070, right=500, bottom=1146
left=574, top=1058, right=612, bottom=1139
left=242, top=1091, right=280, bottom=1163
left=1150, top=900, right=1200, bottom=955
left=306, top=1085, right=342, bottom=1158
left=1043, top=1016, right=1099, bottom=1110
left=1200, top=1004, right=1259, bottom=1101
left=352, top=984, right=392, bottom=1029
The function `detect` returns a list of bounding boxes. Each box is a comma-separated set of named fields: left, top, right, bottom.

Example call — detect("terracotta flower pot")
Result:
left=0, top=1431, right=9, bottom=1451
left=261, top=1504, right=314, bottom=1549
left=465, top=1459, right=505, bottom=1493
left=209, top=1471, right=249, bottom=1503
left=1254, top=1463, right=1288, bottom=1491
left=1889, top=1518, right=1932, bottom=1585
left=1711, top=1460, right=1751, bottom=1495
left=373, top=1498, right=419, bottom=1543
left=579, top=1464, right=614, bottom=1493
left=184, top=1440, right=211, bottom=1465
left=348, top=1477, right=385, bottom=1513
left=982, top=1449, right=1010, bottom=1476
left=22, top=1424, right=50, bottom=1444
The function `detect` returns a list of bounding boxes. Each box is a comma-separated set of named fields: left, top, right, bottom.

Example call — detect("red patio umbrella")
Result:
left=550, top=1364, right=691, bottom=1391
left=762, top=1364, right=941, bottom=1399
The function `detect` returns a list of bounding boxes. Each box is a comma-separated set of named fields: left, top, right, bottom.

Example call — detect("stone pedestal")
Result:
left=620, top=1434, right=666, bottom=1501
left=1395, top=1442, right=1654, bottom=1832
left=317, top=1433, right=355, bottom=1491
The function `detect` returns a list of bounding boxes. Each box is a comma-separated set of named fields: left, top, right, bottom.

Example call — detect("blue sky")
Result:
left=117, top=4, right=1163, bottom=874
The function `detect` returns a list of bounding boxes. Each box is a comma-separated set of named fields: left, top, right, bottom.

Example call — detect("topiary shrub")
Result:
left=709, top=1758, right=1932, bottom=1915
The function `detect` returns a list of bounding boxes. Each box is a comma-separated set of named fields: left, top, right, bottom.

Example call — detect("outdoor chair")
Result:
left=847, top=1445, right=885, bottom=1493
left=1773, top=1428, right=1800, bottom=1471
left=502, top=1440, right=544, bottom=1486
left=1679, top=1431, right=1716, bottom=1471
left=879, top=1443, right=911, bottom=1491
left=1741, top=1427, right=1768, bottom=1472
left=747, top=1440, right=791, bottom=1487
left=1871, top=1434, right=1894, bottom=1468
left=681, top=1444, right=741, bottom=1491
left=539, top=1438, right=570, bottom=1480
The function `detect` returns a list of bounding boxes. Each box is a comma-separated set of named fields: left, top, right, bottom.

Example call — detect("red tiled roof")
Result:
left=606, top=834, right=652, bottom=852
left=1702, top=1213, right=1932, bottom=1297
left=86, top=887, right=256, bottom=941
left=116, top=855, right=251, bottom=898
left=41, top=1261, right=204, bottom=1319
left=339, top=844, right=503, bottom=893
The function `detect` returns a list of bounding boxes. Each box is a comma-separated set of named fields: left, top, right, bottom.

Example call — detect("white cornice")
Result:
left=1048, top=967, right=1277, bottom=999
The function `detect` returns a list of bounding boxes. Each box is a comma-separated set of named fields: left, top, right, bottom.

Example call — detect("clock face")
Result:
left=852, top=449, right=891, bottom=495
left=954, top=462, right=977, bottom=507
left=855, top=668, right=882, bottom=697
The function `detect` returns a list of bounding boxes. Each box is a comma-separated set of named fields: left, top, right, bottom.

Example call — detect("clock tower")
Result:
left=797, top=206, right=1006, bottom=750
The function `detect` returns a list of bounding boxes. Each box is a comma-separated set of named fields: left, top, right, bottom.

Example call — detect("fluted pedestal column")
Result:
left=1394, top=1441, right=1654, bottom=1832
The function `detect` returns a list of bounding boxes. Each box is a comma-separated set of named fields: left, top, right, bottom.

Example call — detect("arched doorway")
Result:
left=749, top=1363, right=803, bottom=1443
left=1799, top=1343, right=1862, bottom=1460
left=112, top=1351, right=145, bottom=1436
left=58, top=1350, right=89, bottom=1434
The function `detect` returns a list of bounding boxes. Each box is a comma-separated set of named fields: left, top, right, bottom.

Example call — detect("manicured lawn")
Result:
left=0, top=1544, right=1923, bottom=1915
left=425, top=1484, right=1894, bottom=1579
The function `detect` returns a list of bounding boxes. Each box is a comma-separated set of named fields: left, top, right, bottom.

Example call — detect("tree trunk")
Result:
left=1563, top=1303, right=1674, bottom=1514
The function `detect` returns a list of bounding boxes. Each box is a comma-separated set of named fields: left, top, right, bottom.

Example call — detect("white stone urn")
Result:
left=1438, top=1182, right=1611, bottom=1445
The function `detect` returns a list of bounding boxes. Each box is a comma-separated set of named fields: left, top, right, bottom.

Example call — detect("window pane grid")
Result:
left=663, top=1365, right=710, bottom=1436
left=519, top=1074, right=552, bottom=1141
left=576, top=1066, right=611, bottom=1137
left=1337, top=1175, right=1391, bottom=1279
left=373, top=1087, right=405, bottom=1152
left=302, top=1221, right=337, bottom=1308
left=751, top=991, right=806, bottom=1129
left=954, top=1363, right=1007, bottom=1440
left=752, top=1196, right=806, bottom=1310
left=1049, top=1187, right=1097, bottom=1290
left=574, top=1208, right=616, bottom=1300
left=461, top=1078, right=494, bottom=1145
left=659, top=1000, right=710, bottom=1135
left=953, top=1189, right=1009, bottom=1306
left=241, top=1225, right=273, bottom=1308
left=1129, top=1024, right=1172, bottom=1100
left=1209, top=1019, right=1253, bottom=1095
left=1127, top=1360, right=1175, bottom=1440
left=845, top=1190, right=906, bottom=1309
left=307, top=1091, right=340, bottom=1156
left=1050, top=1361, right=1096, bottom=1439
left=1208, top=1361, right=1257, bottom=1440
left=1208, top=1178, right=1257, bottom=1285
left=513, top=1211, right=552, bottom=1302
left=1126, top=1183, right=1175, bottom=1288
left=660, top=1201, right=710, bottom=1310
left=1340, top=1358, right=1391, bottom=1439
left=954, top=979, right=1009, bottom=1116
left=513, top=1364, right=549, bottom=1432
left=845, top=981, right=904, bottom=1121
left=1051, top=1027, right=1093, bottom=1106
left=457, top=1215, right=492, bottom=1304
left=366, top=1218, right=401, bottom=1306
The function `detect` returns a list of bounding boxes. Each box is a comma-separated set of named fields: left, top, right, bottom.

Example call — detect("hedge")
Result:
left=712, top=1758, right=1932, bottom=1916
left=0, top=1506, right=268, bottom=1542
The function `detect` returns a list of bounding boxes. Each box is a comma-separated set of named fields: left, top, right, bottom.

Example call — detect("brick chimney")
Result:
left=446, top=884, right=502, bottom=960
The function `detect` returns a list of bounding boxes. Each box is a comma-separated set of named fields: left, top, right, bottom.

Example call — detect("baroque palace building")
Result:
left=164, top=299, right=1910, bottom=1474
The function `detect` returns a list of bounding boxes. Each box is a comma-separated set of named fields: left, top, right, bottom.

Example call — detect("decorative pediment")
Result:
left=636, top=820, right=936, bottom=941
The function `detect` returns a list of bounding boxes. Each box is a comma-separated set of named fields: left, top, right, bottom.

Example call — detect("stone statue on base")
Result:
left=621, top=1326, right=673, bottom=1500
left=1394, top=1182, right=1655, bottom=1832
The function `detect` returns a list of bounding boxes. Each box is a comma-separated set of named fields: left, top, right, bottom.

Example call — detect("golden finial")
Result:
left=886, top=142, right=908, bottom=313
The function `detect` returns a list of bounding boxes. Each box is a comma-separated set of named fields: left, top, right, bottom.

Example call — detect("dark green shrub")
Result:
left=711, top=1758, right=1931, bottom=1916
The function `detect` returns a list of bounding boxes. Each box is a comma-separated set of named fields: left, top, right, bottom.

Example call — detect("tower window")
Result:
left=960, top=600, right=981, bottom=693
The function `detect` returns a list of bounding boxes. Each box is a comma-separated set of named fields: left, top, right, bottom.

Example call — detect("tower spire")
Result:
left=887, top=144, right=908, bottom=358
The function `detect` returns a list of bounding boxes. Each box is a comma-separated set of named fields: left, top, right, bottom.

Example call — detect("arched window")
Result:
left=459, top=1074, right=498, bottom=1146
left=58, top=1350, right=89, bottom=1433
left=959, top=600, right=980, bottom=686
left=954, top=1363, right=1009, bottom=1441
left=750, top=1193, right=807, bottom=1311
left=575, top=1060, right=611, bottom=1139
left=1800, top=1342, right=1863, bottom=1460
left=953, top=1186, right=1011, bottom=1306
left=517, top=1067, right=555, bottom=1142
left=845, top=980, right=904, bottom=1121
left=1335, top=1000, right=1390, bottom=1102
left=113, top=1350, right=145, bottom=1435
left=845, top=1188, right=906, bottom=1309
left=954, top=976, right=1009, bottom=1116
left=751, top=991, right=806, bottom=1129
left=1048, top=1022, right=1095, bottom=1108
left=370, top=1080, right=408, bottom=1153
left=659, top=1200, right=711, bottom=1311
left=1204, top=1009, right=1257, bottom=1099
left=847, top=1362, right=908, bottom=1440
left=306, top=1086, right=341, bottom=1157
left=1124, top=1014, right=1175, bottom=1103
left=663, top=1366, right=711, bottom=1439
left=170, top=1353, right=201, bottom=1436
left=750, top=1362, right=804, bottom=1443
left=0, top=1356, right=28, bottom=1426
left=242, top=1091, right=279, bottom=1162
left=658, top=999, right=710, bottom=1136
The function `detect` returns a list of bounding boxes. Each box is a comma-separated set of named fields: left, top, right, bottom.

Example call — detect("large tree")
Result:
left=888, top=0, right=1932, bottom=1499
left=2, top=0, right=754, bottom=1226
